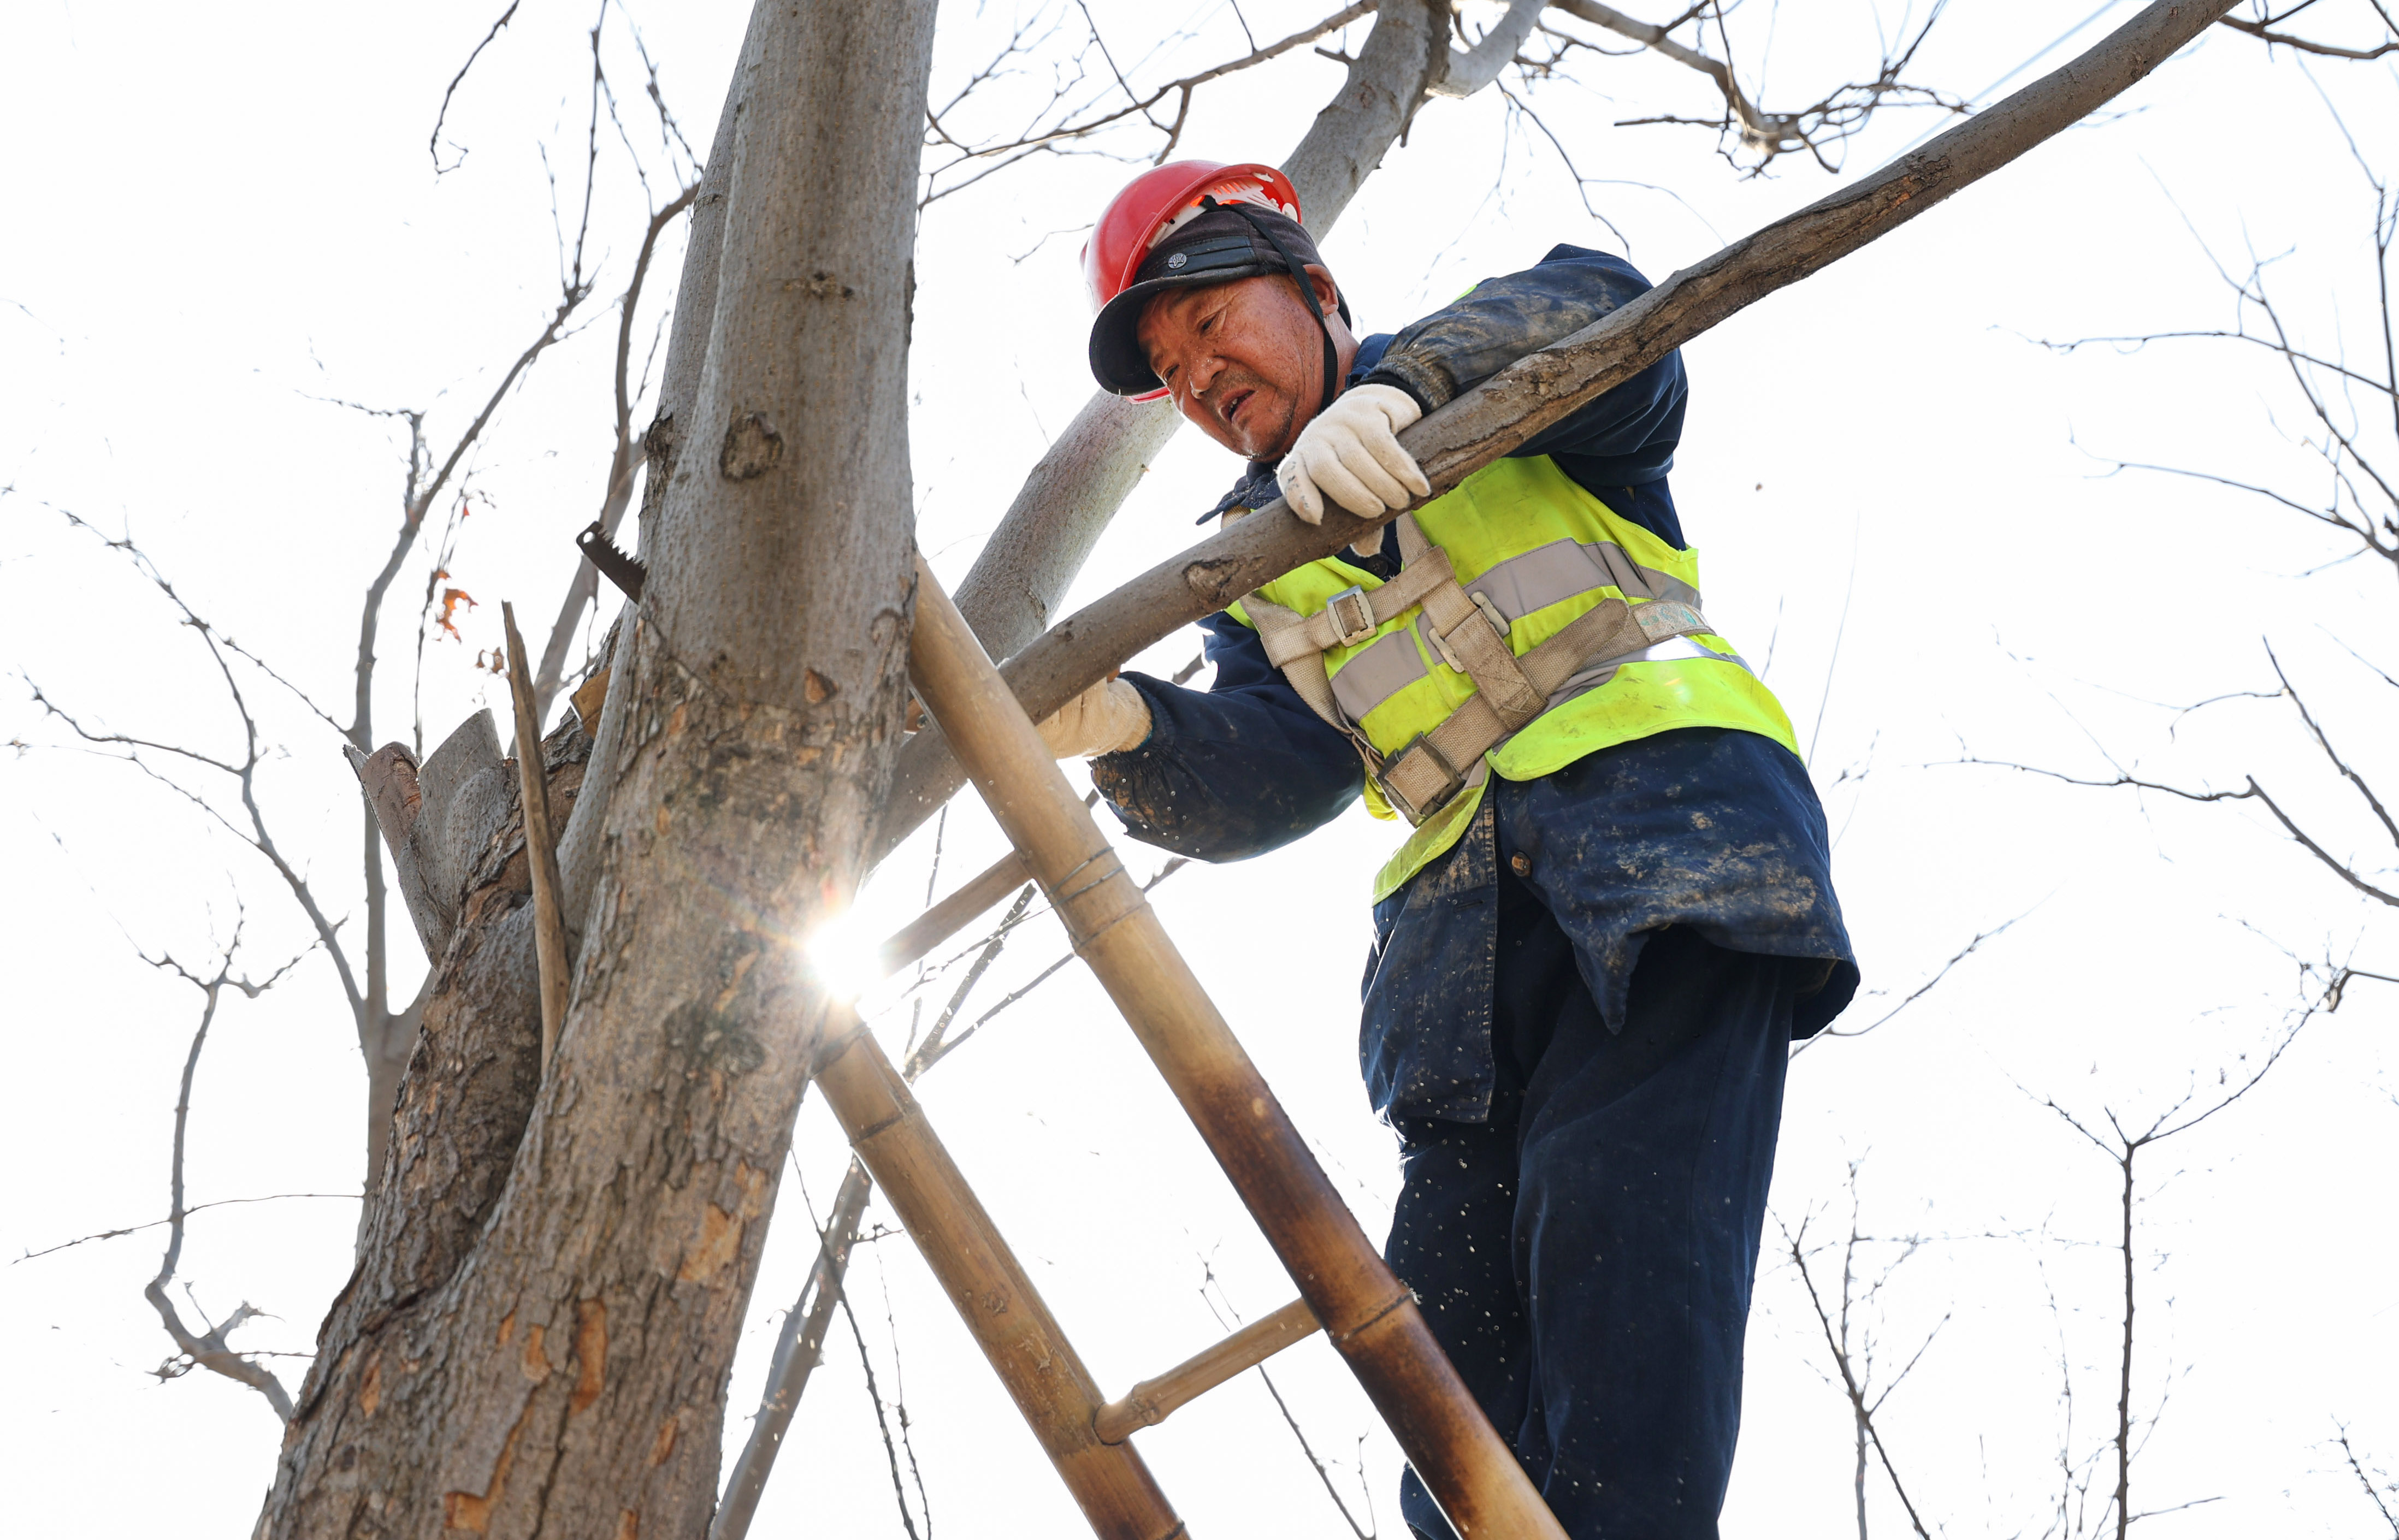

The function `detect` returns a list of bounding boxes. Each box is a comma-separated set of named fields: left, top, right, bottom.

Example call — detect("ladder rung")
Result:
left=874, top=848, right=1032, bottom=979
left=1094, top=1297, right=1321, bottom=1444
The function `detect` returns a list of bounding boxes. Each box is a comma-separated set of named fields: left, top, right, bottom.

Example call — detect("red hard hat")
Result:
left=1082, top=161, right=1303, bottom=400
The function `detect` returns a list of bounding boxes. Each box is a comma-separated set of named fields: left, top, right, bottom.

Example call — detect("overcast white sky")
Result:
left=3, top=3, right=2395, bottom=1537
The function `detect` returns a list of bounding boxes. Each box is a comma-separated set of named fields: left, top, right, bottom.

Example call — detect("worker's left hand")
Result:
left=1276, top=383, right=1432, bottom=524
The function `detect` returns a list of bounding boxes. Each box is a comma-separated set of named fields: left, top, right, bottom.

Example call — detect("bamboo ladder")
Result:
left=806, top=557, right=1567, bottom=1540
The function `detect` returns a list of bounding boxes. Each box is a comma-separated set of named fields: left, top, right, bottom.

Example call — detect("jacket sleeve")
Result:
left=1359, top=245, right=1688, bottom=489
left=1089, top=610, right=1364, bottom=863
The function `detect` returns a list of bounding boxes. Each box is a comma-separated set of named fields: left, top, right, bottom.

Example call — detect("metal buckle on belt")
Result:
left=1323, top=585, right=1378, bottom=648
left=1428, top=591, right=1512, bottom=676
left=1376, top=733, right=1466, bottom=826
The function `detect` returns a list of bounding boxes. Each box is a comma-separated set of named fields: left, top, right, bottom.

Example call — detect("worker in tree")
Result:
left=1039, top=161, right=1858, bottom=1540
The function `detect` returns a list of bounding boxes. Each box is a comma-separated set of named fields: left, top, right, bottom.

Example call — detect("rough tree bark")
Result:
left=876, top=0, right=2242, bottom=860
left=258, top=3, right=938, bottom=1535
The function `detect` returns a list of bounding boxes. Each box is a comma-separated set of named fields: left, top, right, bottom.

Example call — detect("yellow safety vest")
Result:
left=1227, top=455, right=1798, bottom=902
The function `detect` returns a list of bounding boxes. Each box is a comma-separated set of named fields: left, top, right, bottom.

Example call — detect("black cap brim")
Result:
left=1089, top=227, right=1283, bottom=395
left=1088, top=207, right=1348, bottom=396
left=1090, top=267, right=1281, bottom=395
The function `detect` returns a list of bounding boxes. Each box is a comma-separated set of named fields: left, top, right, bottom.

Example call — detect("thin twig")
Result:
left=2333, top=1422, right=2399, bottom=1537
left=1954, top=756, right=2399, bottom=909
left=920, top=2, right=1375, bottom=204
left=535, top=176, right=704, bottom=718
left=838, top=1281, right=927, bottom=1540
left=139, top=923, right=316, bottom=1420
left=15, top=1194, right=362, bottom=1265
left=1778, top=1206, right=1934, bottom=1539
left=1200, top=1261, right=1376, bottom=1538
left=429, top=2, right=524, bottom=173
left=1795, top=909, right=2033, bottom=1054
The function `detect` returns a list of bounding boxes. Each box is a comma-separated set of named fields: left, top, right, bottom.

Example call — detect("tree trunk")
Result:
left=257, top=2, right=937, bottom=1533
left=549, top=0, right=766, bottom=961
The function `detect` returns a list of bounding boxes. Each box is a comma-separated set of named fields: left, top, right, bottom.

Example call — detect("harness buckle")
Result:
left=1377, top=733, right=1467, bottom=826
left=1428, top=591, right=1513, bottom=676
left=1323, top=585, right=1379, bottom=649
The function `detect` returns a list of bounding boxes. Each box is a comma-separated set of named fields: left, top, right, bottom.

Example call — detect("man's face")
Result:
left=1136, top=266, right=1355, bottom=461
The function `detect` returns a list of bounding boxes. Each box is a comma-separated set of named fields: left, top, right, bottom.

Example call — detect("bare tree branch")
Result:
left=2054, top=174, right=2397, bottom=583
left=2263, top=640, right=2399, bottom=849
left=711, top=1159, right=874, bottom=1540
left=837, top=1268, right=929, bottom=1540
left=1540, top=0, right=1967, bottom=174
left=1956, top=755, right=2399, bottom=909
left=902, top=883, right=1037, bottom=1078
left=1778, top=1200, right=1936, bottom=1539
left=920, top=1, right=1379, bottom=202
left=1200, top=1261, right=1379, bottom=1538
left=429, top=2, right=524, bottom=173
left=532, top=175, right=704, bottom=722
left=2219, top=5, right=2398, bottom=58
left=2334, top=1423, right=2399, bottom=1537
left=21, top=557, right=371, bottom=1027
left=14, top=1193, right=361, bottom=1265
left=1794, top=909, right=2032, bottom=1055
left=139, top=922, right=316, bottom=1420
left=1430, top=0, right=1545, bottom=99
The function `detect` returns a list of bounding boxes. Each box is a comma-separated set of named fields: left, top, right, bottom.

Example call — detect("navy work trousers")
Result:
left=1385, top=874, right=1799, bottom=1540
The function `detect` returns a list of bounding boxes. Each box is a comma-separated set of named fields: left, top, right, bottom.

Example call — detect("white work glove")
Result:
left=1036, top=676, right=1151, bottom=759
left=1275, top=383, right=1431, bottom=525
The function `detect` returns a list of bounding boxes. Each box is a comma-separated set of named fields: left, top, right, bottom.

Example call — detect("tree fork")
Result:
left=874, top=0, right=2242, bottom=859
left=259, top=2, right=937, bottom=1533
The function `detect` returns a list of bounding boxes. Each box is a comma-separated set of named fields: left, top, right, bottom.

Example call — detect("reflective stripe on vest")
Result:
left=1227, top=455, right=1799, bottom=901
left=1321, top=535, right=1715, bottom=725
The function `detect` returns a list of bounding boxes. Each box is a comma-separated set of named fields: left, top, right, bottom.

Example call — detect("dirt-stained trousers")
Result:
left=1385, top=876, right=1799, bottom=1540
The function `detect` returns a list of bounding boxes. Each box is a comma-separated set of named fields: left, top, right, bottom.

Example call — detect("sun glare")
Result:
left=806, top=910, right=886, bottom=1003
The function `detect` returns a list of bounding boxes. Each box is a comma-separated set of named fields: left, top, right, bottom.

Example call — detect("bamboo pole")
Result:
left=1095, top=1298, right=1321, bottom=1444
left=906, top=557, right=1563, bottom=1540
left=812, top=1016, right=1185, bottom=1540
left=874, top=848, right=1032, bottom=980
left=500, top=601, right=569, bottom=1065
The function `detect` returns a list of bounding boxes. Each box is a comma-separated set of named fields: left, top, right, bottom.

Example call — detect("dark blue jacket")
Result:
left=1091, top=247, right=1858, bottom=1121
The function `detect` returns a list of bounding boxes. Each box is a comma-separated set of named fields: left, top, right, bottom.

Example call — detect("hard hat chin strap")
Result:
left=1202, top=196, right=1341, bottom=421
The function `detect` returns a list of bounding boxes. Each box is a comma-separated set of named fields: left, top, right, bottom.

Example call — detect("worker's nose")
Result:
left=1186, top=354, right=1224, bottom=402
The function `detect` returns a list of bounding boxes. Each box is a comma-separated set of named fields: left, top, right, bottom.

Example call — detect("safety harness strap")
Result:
left=1377, top=590, right=1710, bottom=822
left=1240, top=512, right=1717, bottom=825
left=1238, top=589, right=1387, bottom=777
left=1253, top=553, right=1456, bottom=668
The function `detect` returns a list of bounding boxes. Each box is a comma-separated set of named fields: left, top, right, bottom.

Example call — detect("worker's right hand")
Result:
left=1275, top=383, right=1431, bottom=525
left=1036, top=676, right=1152, bottom=759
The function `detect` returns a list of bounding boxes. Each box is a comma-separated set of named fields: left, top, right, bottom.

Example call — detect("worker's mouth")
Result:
left=1220, top=387, right=1255, bottom=428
